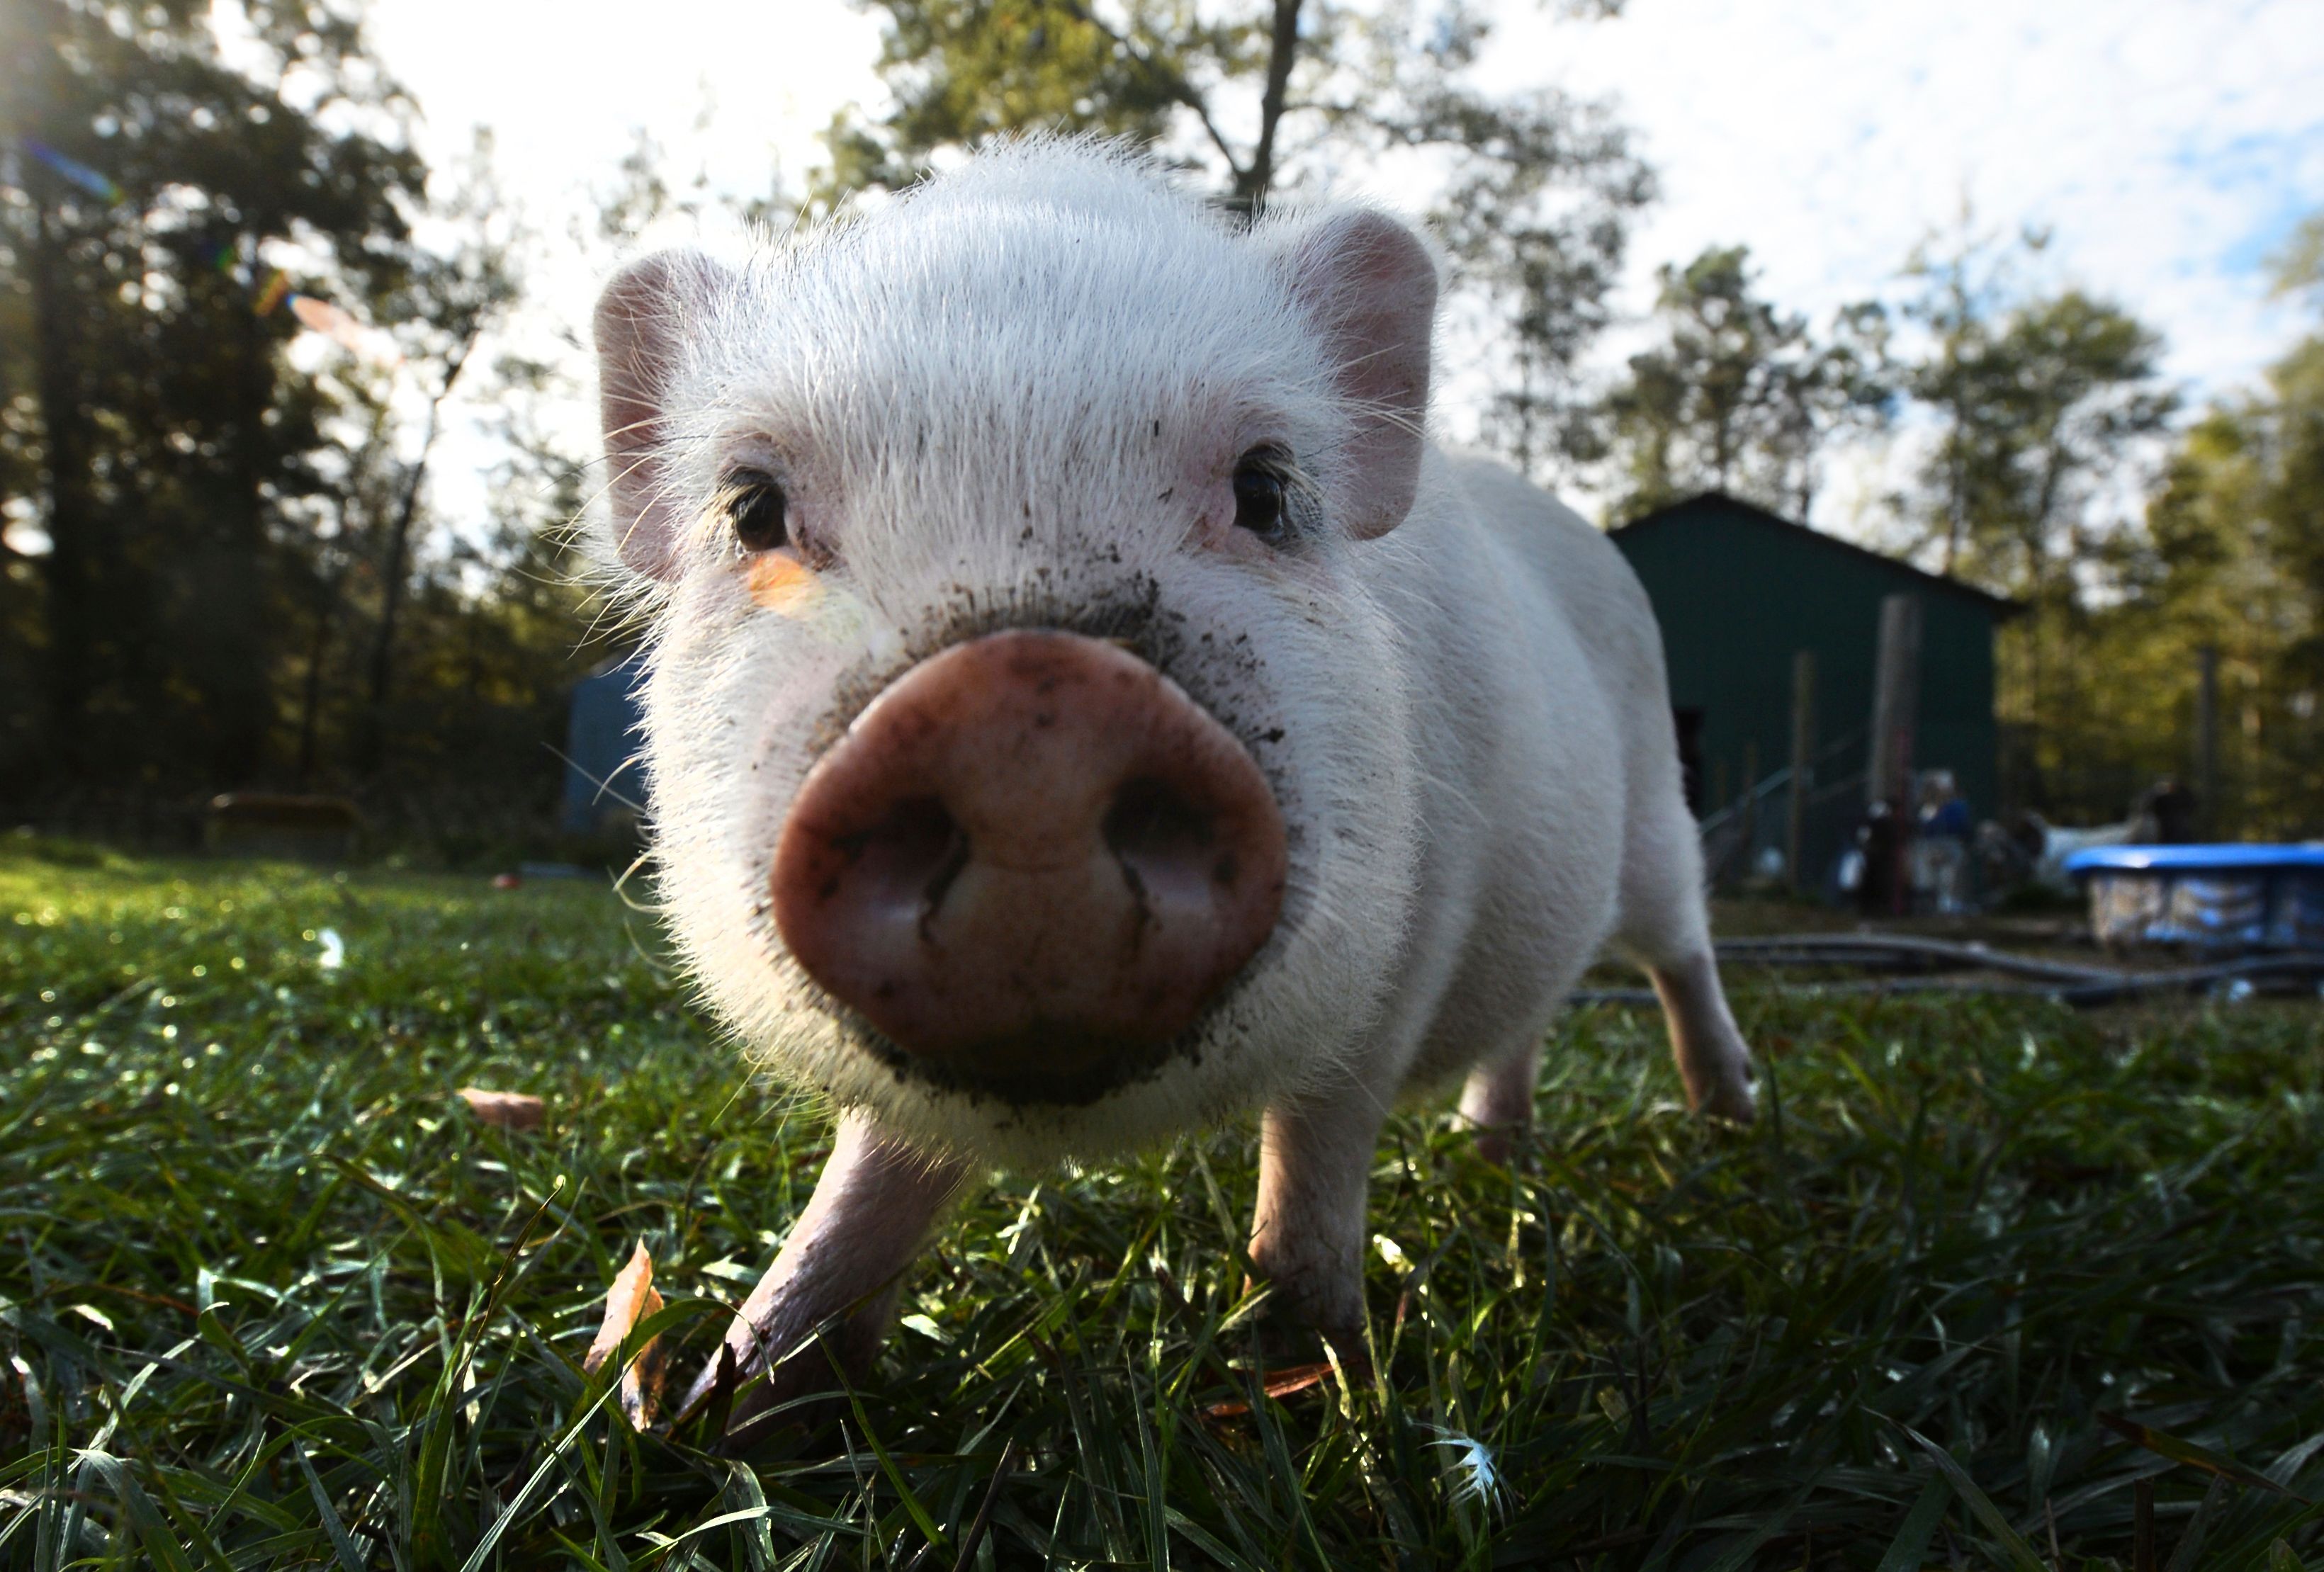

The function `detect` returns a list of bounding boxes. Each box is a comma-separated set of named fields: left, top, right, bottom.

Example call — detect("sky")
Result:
left=341, top=0, right=2324, bottom=540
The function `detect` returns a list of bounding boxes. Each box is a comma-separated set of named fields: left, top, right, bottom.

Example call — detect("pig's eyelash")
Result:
left=1241, top=447, right=1326, bottom=538
left=1236, top=439, right=1322, bottom=499
left=1280, top=458, right=1326, bottom=505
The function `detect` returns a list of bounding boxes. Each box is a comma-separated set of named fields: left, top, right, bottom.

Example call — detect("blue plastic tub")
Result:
left=2063, top=845, right=2324, bottom=949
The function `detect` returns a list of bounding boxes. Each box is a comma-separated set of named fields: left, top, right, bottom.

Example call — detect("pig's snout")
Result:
left=772, top=631, right=1288, bottom=1103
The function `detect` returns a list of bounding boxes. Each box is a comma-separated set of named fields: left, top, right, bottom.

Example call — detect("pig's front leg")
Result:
left=679, top=1111, right=969, bottom=1437
left=1248, top=1093, right=1386, bottom=1367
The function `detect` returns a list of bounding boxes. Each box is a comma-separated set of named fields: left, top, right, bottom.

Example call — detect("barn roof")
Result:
left=1608, top=492, right=2023, bottom=621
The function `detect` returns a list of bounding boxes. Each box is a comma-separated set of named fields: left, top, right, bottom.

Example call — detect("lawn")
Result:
left=1, top=839, right=2319, bottom=1571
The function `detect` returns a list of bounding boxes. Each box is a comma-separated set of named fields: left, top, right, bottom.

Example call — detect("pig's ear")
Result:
left=1266, top=208, right=1439, bottom=539
left=594, top=249, right=733, bottom=579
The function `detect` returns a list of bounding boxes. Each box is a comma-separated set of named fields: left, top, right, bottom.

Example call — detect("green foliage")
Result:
left=4, top=848, right=2320, bottom=1566
left=1585, top=245, right=1892, bottom=524
left=2273, top=212, right=2324, bottom=308
left=1866, top=225, right=2187, bottom=826
left=1903, top=204, right=2324, bottom=835
left=825, top=0, right=1654, bottom=485
left=2091, top=311, right=2324, bottom=837
left=1902, top=256, right=2177, bottom=600
left=823, top=0, right=1231, bottom=196
left=0, top=0, right=425, bottom=788
left=1, top=6, right=607, bottom=825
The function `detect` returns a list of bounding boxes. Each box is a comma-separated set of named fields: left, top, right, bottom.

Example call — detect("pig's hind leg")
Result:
left=1458, top=1031, right=1547, bottom=1165
left=1616, top=798, right=1757, bottom=1124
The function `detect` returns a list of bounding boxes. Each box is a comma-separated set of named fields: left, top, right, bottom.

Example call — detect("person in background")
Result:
left=1849, top=800, right=1902, bottom=915
left=2133, top=777, right=2200, bottom=844
left=1914, top=770, right=1972, bottom=915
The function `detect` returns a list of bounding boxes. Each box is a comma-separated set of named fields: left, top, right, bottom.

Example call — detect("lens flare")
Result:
left=746, top=553, right=890, bottom=652
left=26, top=141, right=123, bottom=205
left=254, top=268, right=293, bottom=315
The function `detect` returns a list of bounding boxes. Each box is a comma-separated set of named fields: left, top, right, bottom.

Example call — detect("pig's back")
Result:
left=1350, top=448, right=1664, bottom=1091
left=1435, top=452, right=1671, bottom=719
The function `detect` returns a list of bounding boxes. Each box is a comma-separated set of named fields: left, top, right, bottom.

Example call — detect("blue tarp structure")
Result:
left=2067, top=844, right=2324, bottom=949
left=561, top=652, right=649, bottom=835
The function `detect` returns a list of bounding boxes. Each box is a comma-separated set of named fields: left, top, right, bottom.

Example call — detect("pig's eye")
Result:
left=721, top=471, right=789, bottom=554
left=1231, top=446, right=1295, bottom=540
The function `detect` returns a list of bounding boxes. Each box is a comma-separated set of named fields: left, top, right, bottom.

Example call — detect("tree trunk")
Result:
left=295, top=555, right=343, bottom=785
left=1941, top=406, right=1966, bottom=576
left=355, top=446, right=429, bottom=776
left=357, top=351, right=468, bottom=776
left=206, top=230, right=280, bottom=785
left=25, top=189, right=103, bottom=774
left=1239, top=0, right=1303, bottom=207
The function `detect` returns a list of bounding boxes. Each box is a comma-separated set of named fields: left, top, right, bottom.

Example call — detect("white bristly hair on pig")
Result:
left=587, top=137, right=1436, bottom=1166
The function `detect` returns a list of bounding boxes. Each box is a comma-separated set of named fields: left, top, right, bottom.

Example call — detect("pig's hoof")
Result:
left=674, top=1343, right=829, bottom=1453
left=1250, top=1317, right=1374, bottom=1387
left=1471, top=1124, right=1528, bottom=1167
left=1319, top=1322, right=1375, bottom=1384
left=1696, top=1075, right=1757, bottom=1125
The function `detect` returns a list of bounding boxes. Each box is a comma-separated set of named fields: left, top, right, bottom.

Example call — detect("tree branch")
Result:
left=1051, top=0, right=1248, bottom=183
left=1240, top=0, right=1303, bottom=205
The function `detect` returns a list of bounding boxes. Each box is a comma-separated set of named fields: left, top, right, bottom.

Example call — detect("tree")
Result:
left=2102, top=226, right=2324, bottom=835
left=1886, top=225, right=2180, bottom=822
left=0, top=0, right=422, bottom=788
left=1899, top=227, right=2177, bottom=596
left=351, top=136, right=522, bottom=775
left=2274, top=210, right=2324, bottom=310
left=1585, top=244, right=1890, bottom=522
left=820, top=0, right=1652, bottom=482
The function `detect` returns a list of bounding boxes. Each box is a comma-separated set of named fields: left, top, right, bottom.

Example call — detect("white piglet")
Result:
left=594, top=141, right=1755, bottom=1430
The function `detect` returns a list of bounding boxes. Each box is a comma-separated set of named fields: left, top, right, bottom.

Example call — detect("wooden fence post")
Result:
left=1788, top=650, right=1816, bottom=893
left=2196, top=645, right=2220, bottom=838
left=1867, top=594, right=1922, bottom=915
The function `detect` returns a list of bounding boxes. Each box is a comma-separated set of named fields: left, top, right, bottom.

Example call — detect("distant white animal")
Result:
left=592, top=139, right=1756, bottom=1429
left=2024, top=813, right=2136, bottom=892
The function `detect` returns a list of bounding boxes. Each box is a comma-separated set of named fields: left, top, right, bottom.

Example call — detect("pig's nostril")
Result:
left=837, top=796, right=969, bottom=927
left=774, top=631, right=1287, bottom=1104
left=1103, top=776, right=1218, bottom=903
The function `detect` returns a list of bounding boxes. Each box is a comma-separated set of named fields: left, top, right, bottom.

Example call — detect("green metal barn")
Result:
left=1609, top=492, right=2018, bottom=887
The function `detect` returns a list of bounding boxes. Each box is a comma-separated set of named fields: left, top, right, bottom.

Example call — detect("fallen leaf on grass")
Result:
left=1202, top=1362, right=1336, bottom=1420
left=2097, top=1411, right=2305, bottom=1500
left=585, top=1241, right=669, bottom=1429
left=457, top=1088, right=544, bottom=1131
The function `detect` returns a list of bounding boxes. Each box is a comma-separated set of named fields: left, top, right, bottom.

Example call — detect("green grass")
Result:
left=1, top=840, right=2320, bottom=1571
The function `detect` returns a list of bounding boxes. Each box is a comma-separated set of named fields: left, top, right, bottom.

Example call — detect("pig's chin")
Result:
left=745, top=939, right=1318, bottom=1169
left=818, top=985, right=1244, bottom=1112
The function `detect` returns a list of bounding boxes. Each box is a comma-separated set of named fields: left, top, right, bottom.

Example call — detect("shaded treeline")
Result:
left=0, top=0, right=607, bottom=854
left=4, top=0, right=1662, bottom=850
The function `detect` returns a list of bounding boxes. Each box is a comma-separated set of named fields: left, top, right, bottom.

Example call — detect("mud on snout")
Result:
left=769, top=612, right=1293, bottom=1110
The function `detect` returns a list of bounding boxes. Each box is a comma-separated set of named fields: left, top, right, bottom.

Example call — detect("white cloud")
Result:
left=1476, top=0, right=2323, bottom=528
left=346, top=0, right=2324, bottom=539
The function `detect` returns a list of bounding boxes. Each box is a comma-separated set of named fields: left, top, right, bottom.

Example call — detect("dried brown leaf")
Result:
left=457, top=1088, right=544, bottom=1132
left=585, top=1241, right=669, bottom=1429
left=2097, top=1411, right=2304, bottom=1500
left=1202, top=1361, right=1337, bottom=1420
